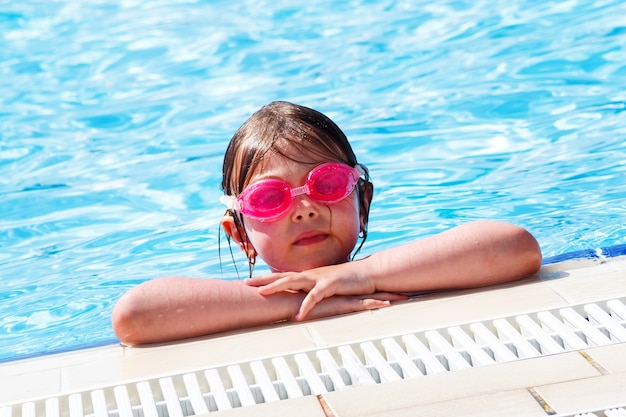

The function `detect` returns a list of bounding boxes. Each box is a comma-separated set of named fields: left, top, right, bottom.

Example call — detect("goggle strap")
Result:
left=219, top=195, right=238, bottom=210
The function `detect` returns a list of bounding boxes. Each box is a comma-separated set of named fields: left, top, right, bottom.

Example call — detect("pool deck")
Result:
left=2, top=253, right=626, bottom=416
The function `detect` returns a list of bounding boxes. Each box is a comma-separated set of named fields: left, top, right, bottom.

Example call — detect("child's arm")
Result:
left=248, top=220, right=542, bottom=320
left=111, top=277, right=403, bottom=345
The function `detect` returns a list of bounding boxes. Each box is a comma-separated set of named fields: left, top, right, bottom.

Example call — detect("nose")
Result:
left=291, top=195, right=320, bottom=221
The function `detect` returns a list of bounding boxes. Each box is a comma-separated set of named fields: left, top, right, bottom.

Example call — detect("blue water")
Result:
left=1, top=0, right=625, bottom=362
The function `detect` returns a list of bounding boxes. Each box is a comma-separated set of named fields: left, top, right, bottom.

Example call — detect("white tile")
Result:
left=0, top=345, right=123, bottom=402
left=0, top=367, right=61, bottom=404
left=534, top=373, right=626, bottom=414
left=584, top=343, right=626, bottom=374
left=363, top=389, right=547, bottom=417
left=539, top=258, right=607, bottom=278
left=605, top=255, right=626, bottom=272
left=544, top=268, right=626, bottom=304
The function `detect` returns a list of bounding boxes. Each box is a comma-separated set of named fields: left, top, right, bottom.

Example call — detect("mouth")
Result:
left=294, top=232, right=328, bottom=246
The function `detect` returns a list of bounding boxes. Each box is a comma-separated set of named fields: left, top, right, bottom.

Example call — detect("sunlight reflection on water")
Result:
left=1, top=0, right=625, bottom=361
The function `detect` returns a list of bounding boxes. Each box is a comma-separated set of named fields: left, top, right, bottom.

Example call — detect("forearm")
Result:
left=112, top=277, right=305, bottom=345
left=361, top=220, right=542, bottom=293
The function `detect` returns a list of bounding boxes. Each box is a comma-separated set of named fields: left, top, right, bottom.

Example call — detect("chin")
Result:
left=300, top=255, right=350, bottom=271
left=267, top=248, right=351, bottom=272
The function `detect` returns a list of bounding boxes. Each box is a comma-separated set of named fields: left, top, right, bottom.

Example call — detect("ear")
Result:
left=221, top=212, right=242, bottom=245
left=358, top=180, right=374, bottom=233
left=221, top=212, right=257, bottom=258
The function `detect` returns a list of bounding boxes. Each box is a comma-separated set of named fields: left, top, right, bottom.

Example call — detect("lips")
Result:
left=294, top=231, right=328, bottom=246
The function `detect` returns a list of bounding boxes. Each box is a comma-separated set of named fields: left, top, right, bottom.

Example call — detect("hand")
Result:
left=305, top=292, right=408, bottom=321
left=246, top=263, right=381, bottom=320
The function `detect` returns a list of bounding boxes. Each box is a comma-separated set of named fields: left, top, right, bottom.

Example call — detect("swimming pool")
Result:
left=1, top=0, right=625, bottom=363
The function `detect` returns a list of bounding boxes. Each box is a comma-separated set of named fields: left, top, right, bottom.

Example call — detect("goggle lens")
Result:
left=308, top=163, right=357, bottom=201
left=243, top=181, right=292, bottom=218
left=232, top=163, right=363, bottom=221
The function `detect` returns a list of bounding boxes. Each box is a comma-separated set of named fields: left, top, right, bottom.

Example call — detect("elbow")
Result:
left=511, top=224, right=543, bottom=278
left=478, top=220, right=542, bottom=281
left=111, top=289, right=149, bottom=346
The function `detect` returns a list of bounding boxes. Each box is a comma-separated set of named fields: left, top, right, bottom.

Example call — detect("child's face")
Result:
left=232, top=155, right=363, bottom=272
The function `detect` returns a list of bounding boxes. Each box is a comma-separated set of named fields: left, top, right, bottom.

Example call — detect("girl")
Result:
left=112, top=101, right=542, bottom=345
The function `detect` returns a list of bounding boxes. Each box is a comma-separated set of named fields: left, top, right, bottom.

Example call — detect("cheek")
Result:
left=346, top=192, right=362, bottom=225
left=241, top=219, right=284, bottom=254
left=331, top=194, right=362, bottom=241
left=242, top=220, right=293, bottom=271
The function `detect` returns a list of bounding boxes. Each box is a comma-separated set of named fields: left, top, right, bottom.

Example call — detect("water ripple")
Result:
left=1, top=0, right=625, bottom=361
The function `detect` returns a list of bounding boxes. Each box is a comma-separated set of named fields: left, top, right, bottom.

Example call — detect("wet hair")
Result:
left=221, top=101, right=373, bottom=264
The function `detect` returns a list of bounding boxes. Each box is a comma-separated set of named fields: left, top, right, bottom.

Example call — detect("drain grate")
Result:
left=557, top=407, right=626, bottom=417
left=2, top=298, right=626, bottom=416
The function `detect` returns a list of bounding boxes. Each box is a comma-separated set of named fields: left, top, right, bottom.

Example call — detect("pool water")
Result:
left=1, top=0, right=625, bottom=362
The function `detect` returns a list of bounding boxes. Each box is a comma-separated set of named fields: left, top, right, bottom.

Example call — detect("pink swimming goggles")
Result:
left=221, top=162, right=365, bottom=221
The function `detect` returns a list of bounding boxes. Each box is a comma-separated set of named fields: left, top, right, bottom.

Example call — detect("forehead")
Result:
left=251, top=135, right=344, bottom=172
left=252, top=153, right=319, bottom=180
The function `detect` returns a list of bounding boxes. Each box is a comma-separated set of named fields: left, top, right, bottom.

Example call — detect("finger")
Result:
left=245, top=273, right=288, bottom=287
left=358, top=299, right=392, bottom=310
left=257, top=276, right=316, bottom=295
left=294, top=284, right=334, bottom=321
